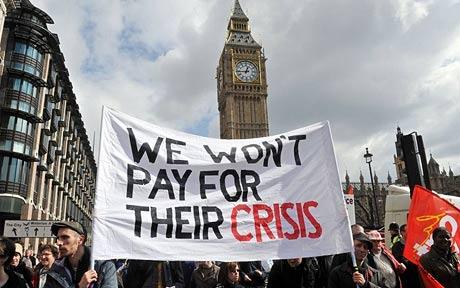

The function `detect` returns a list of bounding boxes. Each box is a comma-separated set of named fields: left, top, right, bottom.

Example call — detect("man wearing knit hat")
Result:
left=51, top=221, right=117, bottom=288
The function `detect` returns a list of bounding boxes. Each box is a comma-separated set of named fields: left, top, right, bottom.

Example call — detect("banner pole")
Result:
left=90, top=105, right=107, bottom=270
left=346, top=225, right=360, bottom=288
left=327, top=121, right=359, bottom=288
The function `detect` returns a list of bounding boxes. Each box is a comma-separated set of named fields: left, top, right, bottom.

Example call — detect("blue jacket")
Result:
left=51, top=246, right=117, bottom=288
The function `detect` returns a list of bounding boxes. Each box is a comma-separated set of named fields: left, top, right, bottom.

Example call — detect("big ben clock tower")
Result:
left=217, top=0, right=269, bottom=139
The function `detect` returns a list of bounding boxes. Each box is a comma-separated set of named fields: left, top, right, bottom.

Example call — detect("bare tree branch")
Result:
left=355, top=199, right=372, bottom=227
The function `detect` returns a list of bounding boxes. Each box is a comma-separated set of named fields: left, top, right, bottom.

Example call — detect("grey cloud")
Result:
left=33, top=0, right=460, bottom=180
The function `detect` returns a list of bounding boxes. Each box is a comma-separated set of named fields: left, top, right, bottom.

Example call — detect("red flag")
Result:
left=403, top=185, right=460, bottom=266
left=418, top=265, right=444, bottom=288
left=346, top=185, right=354, bottom=195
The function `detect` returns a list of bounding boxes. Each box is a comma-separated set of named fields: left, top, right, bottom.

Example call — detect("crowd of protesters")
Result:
left=0, top=221, right=458, bottom=288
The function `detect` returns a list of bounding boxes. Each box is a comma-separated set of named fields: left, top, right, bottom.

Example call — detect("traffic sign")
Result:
left=3, top=220, right=57, bottom=238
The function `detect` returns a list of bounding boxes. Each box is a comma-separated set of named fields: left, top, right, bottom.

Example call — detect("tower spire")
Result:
left=345, top=170, right=350, bottom=187
left=225, top=0, right=260, bottom=47
left=231, top=0, right=249, bottom=21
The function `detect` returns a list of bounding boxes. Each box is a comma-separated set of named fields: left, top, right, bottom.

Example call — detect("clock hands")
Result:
left=235, top=61, right=257, bottom=81
left=236, top=67, right=251, bottom=75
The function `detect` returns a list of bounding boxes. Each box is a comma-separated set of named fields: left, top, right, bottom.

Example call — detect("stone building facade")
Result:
left=426, top=155, right=459, bottom=196
left=0, top=0, right=96, bottom=251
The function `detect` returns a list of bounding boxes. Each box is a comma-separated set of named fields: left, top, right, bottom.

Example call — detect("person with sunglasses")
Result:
left=216, top=262, right=244, bottom=288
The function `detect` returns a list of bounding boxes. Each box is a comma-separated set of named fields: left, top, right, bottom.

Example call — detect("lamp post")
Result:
left=364, top=147, right=380, bottom=228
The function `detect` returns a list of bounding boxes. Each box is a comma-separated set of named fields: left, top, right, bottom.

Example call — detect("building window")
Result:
left=0, top=156, right=30, bottom=185
left=33, top=170, right=41, bottom=204
left=6, top=99, right=36, bottom=115
left=14, top=41, right=43, bottom=62
left=0, top=115, right=34, bottom=156
left=42, top=179, right=49, bottom=209
left=1, top=115, right=34, bottom=136
left=11, top=41, right=44, bottom=77
left=8, top=77, right=39, bottom=97
left=11, top=61, right=42, bottom=77
left=0, top=140, right=31, bottom=155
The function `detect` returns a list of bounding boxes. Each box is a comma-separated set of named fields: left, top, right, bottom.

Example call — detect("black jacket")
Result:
left=124, top=260, right=185, bottom=288
left=267, top=259, right=316, bottom=288
left=419, top=245, right=460, bottom=288
left=328, top=258, right=387, bottom=288
left=239, top=261, right=266, bottom=287
left=215, top=283, right=244, bottom=288
left=2, top=269, right=28, bottom=288
left=11, top=261, right=33, bottom=287
left=34, top=263, right=73, bottom=288
left=391, top=240, right=421, bottom=288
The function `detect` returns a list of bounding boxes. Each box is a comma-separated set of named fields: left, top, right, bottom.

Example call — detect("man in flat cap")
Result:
left=328, top=233, right=387, bottom=288
left=51, top=221, right=117, bottom=288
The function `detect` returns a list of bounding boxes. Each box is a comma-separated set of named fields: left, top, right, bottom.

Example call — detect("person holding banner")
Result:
left=328, top=233, right=387, bottom=288
left=51, top=221, right=117, bottom=288
left=330, top=224, right=365, bottom=271
left=419, top=227, right=460, bottom=288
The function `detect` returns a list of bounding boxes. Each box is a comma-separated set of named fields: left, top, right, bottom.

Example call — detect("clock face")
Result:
left=235, top=61, right=258, bottom=82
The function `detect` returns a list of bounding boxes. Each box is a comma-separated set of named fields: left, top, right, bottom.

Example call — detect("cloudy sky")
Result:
left=32, top=0, right=460, bottom=183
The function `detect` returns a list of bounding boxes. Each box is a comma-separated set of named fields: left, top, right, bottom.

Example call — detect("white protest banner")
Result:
left=92, top=107, right=352, bottom=261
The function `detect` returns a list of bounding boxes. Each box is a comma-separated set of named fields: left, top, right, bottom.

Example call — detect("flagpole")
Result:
left=90, top=105, right=107, bottom=270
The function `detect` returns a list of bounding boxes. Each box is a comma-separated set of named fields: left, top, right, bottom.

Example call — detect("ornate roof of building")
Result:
left=14, top=0, right=54, bottom=23
left=230, top=0, right=249, bottom=20
left=442, top=167, right=447, bottom=176
left=428, top=154, right=439, bottom=166
left=226, top=31, right=260, bottom=47
left=3, top=0, right=16, bottom=9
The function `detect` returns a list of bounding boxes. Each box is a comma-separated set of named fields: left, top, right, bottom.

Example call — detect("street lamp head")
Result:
left=364, top=147, right=373, bottom=164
